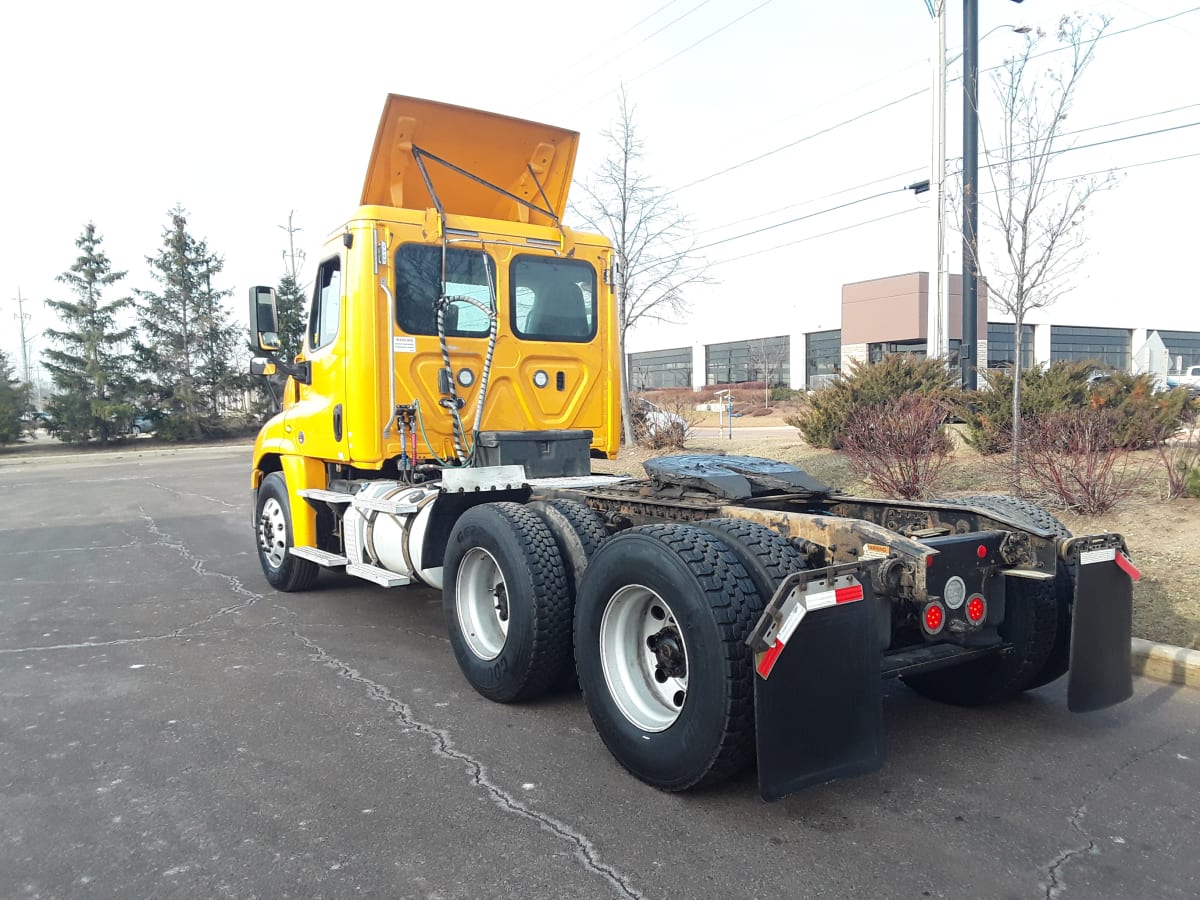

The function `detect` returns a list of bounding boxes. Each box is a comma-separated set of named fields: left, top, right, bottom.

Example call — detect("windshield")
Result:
left=511, top=255, right=596, bottom=342
left=395, top=244, right=494, bottom=336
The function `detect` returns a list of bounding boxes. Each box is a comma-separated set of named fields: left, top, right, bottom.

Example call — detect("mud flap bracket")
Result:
left=1064, top=536, right=1136, bottom=713
left=746, top=563, right=884, bottom=801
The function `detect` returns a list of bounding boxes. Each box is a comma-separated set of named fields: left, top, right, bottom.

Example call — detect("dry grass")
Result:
left=594, top=429, right=1199, bottom=651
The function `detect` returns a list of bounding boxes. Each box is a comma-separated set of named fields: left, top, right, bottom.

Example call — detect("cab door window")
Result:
left=308, top=257, right=342, bottom=351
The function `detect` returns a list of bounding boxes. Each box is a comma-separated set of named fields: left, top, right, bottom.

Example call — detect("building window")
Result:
left=805, top=330, right=841, bottom=385
left=987, top=322, right=1035, bottom=370
left=1154, top=329, right=1200, bottom=371
left=705, top=336, right=790, bottom=386
left=1049, top=325, right=1131, bottom=370
left=628, top=347, right=692, bottom=389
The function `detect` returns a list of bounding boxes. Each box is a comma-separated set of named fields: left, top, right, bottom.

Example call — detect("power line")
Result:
left=535, top=0, right=713, bottom=110
left=707, top=208, right=923, bottom=269
left=672, top=88, right=929, bottom=194
left=696, top=165, right=926, bottom=236
left=700, top=148, right=1200, bottom=273
left=567, top=1, right=777, bottom=118
left=627, top=0, right=776, bottom=85
left=672, top=5, right=1200, bottom=197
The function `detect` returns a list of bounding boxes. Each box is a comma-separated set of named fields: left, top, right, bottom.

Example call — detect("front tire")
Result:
left=442, top=503, right=572, bottom=703
left=255, top=472, right=319, bottom=592
left=574, top=524, right=761, bottom=791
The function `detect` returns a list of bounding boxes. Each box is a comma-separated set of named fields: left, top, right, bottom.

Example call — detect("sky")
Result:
left=2, top=0, right=1198, bottom=384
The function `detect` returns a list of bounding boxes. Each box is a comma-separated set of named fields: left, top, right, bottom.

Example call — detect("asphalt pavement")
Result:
left=1, top=446, right=1197, bottom=899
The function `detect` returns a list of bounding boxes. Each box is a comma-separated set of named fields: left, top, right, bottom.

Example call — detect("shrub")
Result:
left=840, top=394, right=954, bottom=499
left=1158, top=423, right=1200, bottom=500
left=1018, top=408, right=1147, bottom=515
left=960, top=361, right=1190, bottom=454
left=770, top=386, right=803, bottom=402
left=786, top=355, right=962, bottom=448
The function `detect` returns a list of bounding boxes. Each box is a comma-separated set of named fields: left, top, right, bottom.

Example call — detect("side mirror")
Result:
left=249, top=285, right=282, bottom=353
left=249, top=357, right=277, bottom=376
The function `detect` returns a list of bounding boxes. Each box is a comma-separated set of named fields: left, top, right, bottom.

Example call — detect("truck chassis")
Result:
left=253, top=451, right=1136, bottom=801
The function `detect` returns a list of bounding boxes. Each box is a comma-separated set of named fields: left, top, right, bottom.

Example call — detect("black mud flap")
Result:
left=746, top=564, right=884, bottom=801
left=1065, top=536, right=1137, bottom=713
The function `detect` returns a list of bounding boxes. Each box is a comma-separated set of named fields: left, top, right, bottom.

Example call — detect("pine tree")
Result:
left=0, top=349, right=30, bottom=444
left=42, top=222, right=135, bottom=443
left=136, top=205, right=242, bottom=439
left=274, top=271, right=308, bottom=361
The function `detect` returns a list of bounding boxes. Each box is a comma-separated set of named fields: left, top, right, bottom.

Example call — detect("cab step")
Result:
left=346, top=563, right=411, bottom=587
left=297, top=488, right=354, bottom=505
left=290, top=546, right=348, bottom=566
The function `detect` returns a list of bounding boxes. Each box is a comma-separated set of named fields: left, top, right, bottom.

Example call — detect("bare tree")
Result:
left=748, top=336, right=790, bottom=407
left=970, top=14, right=1116, bottom=483
left=571, top=86, right=711, bottom=445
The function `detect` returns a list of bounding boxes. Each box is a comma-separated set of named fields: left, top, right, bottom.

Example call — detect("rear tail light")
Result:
left=922, top=601, right=945, bottom=635
left=966, top=595, right=986, bottom=624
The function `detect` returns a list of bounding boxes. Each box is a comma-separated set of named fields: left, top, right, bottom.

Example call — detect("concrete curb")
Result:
left=1132, top=638, right=1200, bottom=689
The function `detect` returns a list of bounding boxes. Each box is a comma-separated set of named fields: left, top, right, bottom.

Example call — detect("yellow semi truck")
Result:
left=248, top=95, right=1138, bottom=800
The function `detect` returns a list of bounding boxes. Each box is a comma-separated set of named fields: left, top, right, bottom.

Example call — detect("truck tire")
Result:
left=254, top=472, right=319, bottom=592
left=574, top=524, right=761, bottom=791
left=902, top=495, right=1068, bottom=705
left=528, top=499, right=609, bottom=596
left=442, top=503, right=572, bottom=703
left=939, top=494, right=1075, bottom=688
left=528, top=499, right=610, bottom=690
left=698, top=518, right=808, bottom=603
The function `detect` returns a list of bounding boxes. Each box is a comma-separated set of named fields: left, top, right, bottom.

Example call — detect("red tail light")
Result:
left=923, top=601, right=945, bottom=635
left=966, top=595, right=986, bottom=623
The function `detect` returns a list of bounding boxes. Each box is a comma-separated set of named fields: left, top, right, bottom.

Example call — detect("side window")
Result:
left=395, top=244, right=493, bottom=337
left=308, top=257, right=342, bottom=351
left=511, top=256, right=596, bottom=342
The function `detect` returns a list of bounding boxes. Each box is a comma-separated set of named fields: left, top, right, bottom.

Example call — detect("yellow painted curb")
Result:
left=1132, top=638, right=1200, bottom=689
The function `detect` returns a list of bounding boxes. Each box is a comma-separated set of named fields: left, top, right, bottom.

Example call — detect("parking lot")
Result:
left=1, top=446, right=1198, bottom=899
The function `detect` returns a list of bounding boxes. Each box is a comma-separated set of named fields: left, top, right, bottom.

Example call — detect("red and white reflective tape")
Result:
left=1079, top=546, right=1141, bottom=580
left=756, top=581, right=864, bottom=679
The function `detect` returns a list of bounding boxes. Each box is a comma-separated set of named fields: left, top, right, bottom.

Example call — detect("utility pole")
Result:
left=961, top=0, right=980, bottom=389
left=279, top=210, right=305, bottom=280
left=14, top=289, right=33, bottom=386
left=926, top=1, right=950, bottom=364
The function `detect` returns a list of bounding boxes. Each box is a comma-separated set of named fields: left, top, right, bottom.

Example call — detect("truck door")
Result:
left=289, top=253, right=348, bottom=462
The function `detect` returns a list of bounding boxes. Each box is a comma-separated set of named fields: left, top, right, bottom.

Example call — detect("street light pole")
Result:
left=961, top=0, right=980, bottom=389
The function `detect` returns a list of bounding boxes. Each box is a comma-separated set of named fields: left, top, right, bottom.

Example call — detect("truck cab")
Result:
left=250, top=96, right=620, bottom=552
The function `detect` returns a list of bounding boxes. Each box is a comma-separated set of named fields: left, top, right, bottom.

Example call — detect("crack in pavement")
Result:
left=149, top=480, right=242, bottom=511
left=1042, top=730, right=1194, bottom=899
left=292, top=629, right=647, bottom=900
left=1, top=513, right=265, bottom=656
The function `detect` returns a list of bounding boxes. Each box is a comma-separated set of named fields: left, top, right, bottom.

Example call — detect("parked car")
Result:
left=631, top=397, right=687, bottom=435
left=129, top=415, right=155, bottom=436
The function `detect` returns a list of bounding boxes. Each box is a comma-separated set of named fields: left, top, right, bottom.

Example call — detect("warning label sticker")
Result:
left=393, top=336, right=416, bottom=353
left=859, top=542, right=890, bottom=560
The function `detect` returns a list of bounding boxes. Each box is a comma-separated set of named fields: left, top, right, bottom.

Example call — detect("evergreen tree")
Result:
left=274, top=271, right=308, bottom=361
left=42, top=222, right=135, bottom=443
left=0, top=349, right=30, bottom=444
left=136, top=206, right=241, bottom=439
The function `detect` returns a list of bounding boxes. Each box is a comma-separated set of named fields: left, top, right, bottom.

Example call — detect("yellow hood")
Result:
left=360, top=94, right=579, bottom=225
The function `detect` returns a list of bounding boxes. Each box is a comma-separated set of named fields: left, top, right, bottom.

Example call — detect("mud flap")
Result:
left=746, top=564, right=884, bottom=801
left=1065, top=538, right=1137, bottom=713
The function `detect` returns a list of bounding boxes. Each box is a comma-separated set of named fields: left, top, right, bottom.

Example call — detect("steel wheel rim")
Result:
left=456, top=547, right=509, bottom=660
left=258, top=497, right=288, bottom=569
left=599, top=585, right=688, bottom=732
